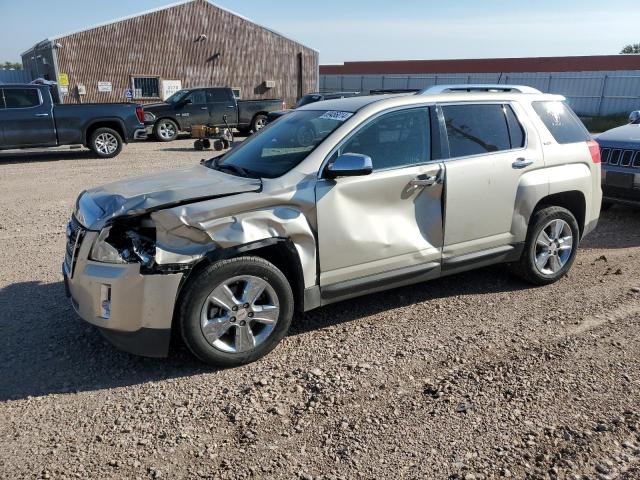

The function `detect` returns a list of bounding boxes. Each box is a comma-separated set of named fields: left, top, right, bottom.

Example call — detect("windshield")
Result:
left=205, top=109, right=353, bottom=178
left=165, top=90, right=190, bottom=104
left=295, top=94, right=323, bottom=108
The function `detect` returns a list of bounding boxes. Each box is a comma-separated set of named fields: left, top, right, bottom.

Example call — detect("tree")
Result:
left=1, top=61, right=22, bottom=70
left=620, top=43, right=640, bottom=54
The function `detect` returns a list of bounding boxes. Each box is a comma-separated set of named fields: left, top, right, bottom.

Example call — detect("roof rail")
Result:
left=417, top=84, right=542, bottom=95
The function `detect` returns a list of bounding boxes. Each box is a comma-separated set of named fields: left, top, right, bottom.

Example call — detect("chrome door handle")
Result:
left=410, top=174, right=438, bottom=187
left=227, top=105, right=236, bottom=109
left=200, top=107, right=208, bottom=110
left=512, top=158, right=534, bottom=169
left=35, top=113, right=49, bottom=117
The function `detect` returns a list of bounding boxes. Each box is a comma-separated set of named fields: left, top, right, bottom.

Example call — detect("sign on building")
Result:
left=58, top=73, right=69, bottom=87
left=162, top=80, right=182, bottom=100
left=97, top=81, right=112, bottom=92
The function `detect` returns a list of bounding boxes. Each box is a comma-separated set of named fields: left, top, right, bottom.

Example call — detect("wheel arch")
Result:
left=176, top=238, right=306, bottom=316
left=84, top=119, right=126, bottom=145
left=530, top=190, right=586, bottom=237
left=154, top=116, right=183, bottom=132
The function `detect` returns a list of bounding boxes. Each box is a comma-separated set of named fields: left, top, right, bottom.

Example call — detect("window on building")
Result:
left=2, top=88, right=41, bottom=108
left=442, top=104, right=512, bottom=157
left=131, top=76, right=160, bottom=98
left=341, top=107, right=431, bottom=170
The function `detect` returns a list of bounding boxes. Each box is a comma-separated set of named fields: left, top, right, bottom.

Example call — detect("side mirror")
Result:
left=325, top=153, right=373, bottom=179
left=629, top=110, right=640, bottom=124
left=181, top=98, right=193, bottom=106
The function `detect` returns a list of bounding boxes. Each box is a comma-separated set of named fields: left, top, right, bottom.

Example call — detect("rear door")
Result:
left=207, top=88, right=237, bottom=126
left=0, top=87, right=56, bottom=148
left=316, top=106, right=444, bottom=288
left=439, top=102, right=543, bottom=265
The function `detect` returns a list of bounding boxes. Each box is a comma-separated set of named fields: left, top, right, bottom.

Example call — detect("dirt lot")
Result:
left=1, top=140, right=639, bottom=479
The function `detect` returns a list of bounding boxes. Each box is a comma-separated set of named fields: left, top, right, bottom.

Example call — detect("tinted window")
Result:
left=442, top=104, right=511, bottom=157
left=208, top=89, right=231, bottom=102
left=209, top=110, right=351, bottom=178
left=341, top=108, right=430, bottom=170
left=505, top=105, right=525, bottom=149
left=3, top=88, right=40, bottom=108
left=532, top=101, right=589, bottom=144
left=188, top=90, right=207, bottom=104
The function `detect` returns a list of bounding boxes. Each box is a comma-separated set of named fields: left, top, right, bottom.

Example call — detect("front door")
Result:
left=315, top=107, right=444, bottom=289
left=439, top=102, right=543, bottom=261
left=0, top=87, right=56, bottom=148
left=179, top=89, right=209, bottom=129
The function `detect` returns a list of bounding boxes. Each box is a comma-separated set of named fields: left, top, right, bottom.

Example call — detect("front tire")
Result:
left=511, top=206, right=580, bottom=286
left=178, top=257, right=294, bottom=367
left=153, top=119, right=179, bottom=142
left=89, top=127, right=123, bottom=158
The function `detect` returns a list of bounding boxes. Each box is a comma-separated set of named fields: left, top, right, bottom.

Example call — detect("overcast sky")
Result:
left=1, top=0, right=639, bottom=63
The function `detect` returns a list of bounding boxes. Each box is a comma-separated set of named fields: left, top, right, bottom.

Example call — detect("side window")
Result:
left=504, top=105, right=525, bottom=149
left=341, top=108, right=431, bottom=170
left=3, top=88, right=41, bottom=108
left=531, top=101, right=590, bottom=144
left=207, top=89, right=227, bottom=102
left=188, top=90, right=207, bottom=104
left=442, top=104, right=511, bottom=157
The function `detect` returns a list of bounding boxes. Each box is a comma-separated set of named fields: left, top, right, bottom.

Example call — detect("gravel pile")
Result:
left=1, top=140, right=639, bottom=478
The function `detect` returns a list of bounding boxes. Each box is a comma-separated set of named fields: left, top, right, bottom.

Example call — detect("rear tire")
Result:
left=153, top=119, right=179, bottom=142
left=89, top=127, right=123, bottom=158
left=510, top=206, right=580, bottom=286
left=178, top=256, right=294, bottom=367
left=251, top=114, right=268, bottom=133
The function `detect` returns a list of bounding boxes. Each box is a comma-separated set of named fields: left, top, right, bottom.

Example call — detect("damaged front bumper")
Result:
left=64, top=230, right=183, bottom=358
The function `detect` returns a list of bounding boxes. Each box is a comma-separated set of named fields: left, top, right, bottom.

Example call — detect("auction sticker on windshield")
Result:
left=319, top=111, right=353, bottom=122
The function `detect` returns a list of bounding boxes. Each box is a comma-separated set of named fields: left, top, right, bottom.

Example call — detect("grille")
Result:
left=600, top=147, right=640, bottom=169
left=64, top=215, right=85, bottom=277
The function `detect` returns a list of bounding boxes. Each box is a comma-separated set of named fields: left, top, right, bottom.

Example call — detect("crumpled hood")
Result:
left=76, top=165, right=261, bottom=230
left=596, top=124, right=640, bottom=145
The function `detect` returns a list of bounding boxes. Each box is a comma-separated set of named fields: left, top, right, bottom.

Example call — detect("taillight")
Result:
left=587, top=139, right=601, bottom=164
left=282, top=101, right=286, bottom=110
left=135, top=106, right=145, bottom=124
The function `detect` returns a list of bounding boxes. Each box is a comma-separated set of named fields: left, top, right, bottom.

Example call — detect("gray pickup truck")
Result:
left=143, top=87, right=285, bottom=141
left=0, top=84, right=147, bottom=158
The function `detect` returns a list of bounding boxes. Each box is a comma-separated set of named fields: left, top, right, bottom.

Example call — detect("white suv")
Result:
left=64, top=85, right=602, bottom=365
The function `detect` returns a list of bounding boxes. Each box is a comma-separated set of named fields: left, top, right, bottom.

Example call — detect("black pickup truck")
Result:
left=143, top=87, right=284, bottom=141
left=0, top=84, right=146, bottom=158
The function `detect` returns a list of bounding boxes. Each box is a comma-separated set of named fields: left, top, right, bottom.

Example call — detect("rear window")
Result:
left=442, top=104, right=512, bottom=157
left=3, top=88, right=40, bottom=108
left=532, top=101, right=590, bottom=144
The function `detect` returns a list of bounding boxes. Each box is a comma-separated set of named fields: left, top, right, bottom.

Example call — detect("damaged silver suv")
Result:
left=64, top=85, right=602, bottom=366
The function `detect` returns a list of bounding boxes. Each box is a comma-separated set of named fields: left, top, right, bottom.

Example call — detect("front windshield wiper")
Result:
left=203, top=157, right=257, bottom=178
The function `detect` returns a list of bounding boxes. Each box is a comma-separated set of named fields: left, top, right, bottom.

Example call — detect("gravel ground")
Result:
left=1, top=140, right=639, bottom=479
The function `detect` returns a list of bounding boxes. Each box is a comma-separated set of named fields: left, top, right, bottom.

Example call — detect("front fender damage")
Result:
left=151, top=206, right=317, bottom=287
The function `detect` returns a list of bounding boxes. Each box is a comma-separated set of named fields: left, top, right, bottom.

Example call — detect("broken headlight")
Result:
left=90, top=220, right=156, bottom=266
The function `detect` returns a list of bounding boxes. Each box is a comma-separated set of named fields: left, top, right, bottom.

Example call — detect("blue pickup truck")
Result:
left=597, top=111, right=640, bottom=208
left=0, top=84, right=147, bottom=158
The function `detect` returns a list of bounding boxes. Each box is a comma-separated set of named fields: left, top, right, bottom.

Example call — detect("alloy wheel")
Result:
left=534, top=219, right=573, bottom=275
left=158, top=122, right=177, bottom=139
left=200, top=275, right=280, bottom=353
left=94, top=133, right=118, bottom=155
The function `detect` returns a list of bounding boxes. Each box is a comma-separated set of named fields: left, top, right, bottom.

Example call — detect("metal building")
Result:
left=21, top=0, right=318, bottom=106
left=320, top=55, right=640, bottom=116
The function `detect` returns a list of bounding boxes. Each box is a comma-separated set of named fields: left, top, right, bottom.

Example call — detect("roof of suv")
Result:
left=298, top=90, right=565, bottom=113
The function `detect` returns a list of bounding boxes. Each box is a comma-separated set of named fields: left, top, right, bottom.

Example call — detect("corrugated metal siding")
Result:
left=41, top=0, right=317, bottom=105
left=320, top=70, right=640, bottom=116
left=0, top=70, right=33, bottom=83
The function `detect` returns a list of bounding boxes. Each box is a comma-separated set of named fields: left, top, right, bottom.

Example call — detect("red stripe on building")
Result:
left=320, top=55, right=640, bottom=75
